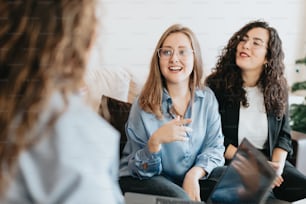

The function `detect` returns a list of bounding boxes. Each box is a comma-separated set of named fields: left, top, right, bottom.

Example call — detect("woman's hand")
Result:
left=182, top=166, right=206, bottom=201
left=148, top=117, right=192, bottom=152
left=224, top=144, right=238, bottom=160
left=268, top=161, right=284, bottom=188
left=269, top=147, right=287, bottom=188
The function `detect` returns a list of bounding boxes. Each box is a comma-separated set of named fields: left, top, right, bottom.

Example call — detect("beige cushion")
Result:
left=84, top=67, right=131, bottom=111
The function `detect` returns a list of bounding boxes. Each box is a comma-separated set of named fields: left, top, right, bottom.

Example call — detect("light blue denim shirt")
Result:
left=2, top=92, right=123, bottom=204
left=119, top=87, right=225, bottom=182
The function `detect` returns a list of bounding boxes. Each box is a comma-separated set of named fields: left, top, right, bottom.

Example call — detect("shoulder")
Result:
left=26, top=92, right=120, bottom=157
left=128, top=96, right=155, bottom=123
left=195, top=86, right=217, bottom=102
left=130, top=96, right=153, bottom=116
left=8, top=93, right=122, bottom=203
left=35, top=93, right=120, bottom=161
left=193, top=87, right=221, bottom=113
left=57, top=93, right=120, bottom=145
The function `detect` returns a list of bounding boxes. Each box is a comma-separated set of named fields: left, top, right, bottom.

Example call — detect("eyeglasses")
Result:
left=237, top=35, right=267, bottom=49
left=157, top=47, right=194, bottom=60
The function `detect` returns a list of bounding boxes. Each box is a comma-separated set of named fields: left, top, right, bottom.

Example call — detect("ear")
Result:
left=263, top=58, right=268, bottom=65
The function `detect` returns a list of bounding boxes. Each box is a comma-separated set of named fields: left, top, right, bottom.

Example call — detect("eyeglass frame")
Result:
left=157, top=47, right=195, bottom=60
left=237, top=35, right=268, bottom=49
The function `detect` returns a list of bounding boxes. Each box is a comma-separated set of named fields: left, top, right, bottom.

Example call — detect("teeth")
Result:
left=169, top=66, right=182, bottom=71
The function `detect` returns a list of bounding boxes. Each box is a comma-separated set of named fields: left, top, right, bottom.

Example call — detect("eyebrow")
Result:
left=161, top=45, right=190, bottom=49
left=244, top=34, right=265, bottom=43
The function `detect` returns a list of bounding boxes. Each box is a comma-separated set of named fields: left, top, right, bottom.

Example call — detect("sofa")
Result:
left=98, top=95, right=131, bottom=158
left=288, top=131, right=306, bottom=175
left=83, top=66, right=139, bottom=111
left=97, top=95, right=306, bottom=176
left=84, top=67, right=306, bottom=176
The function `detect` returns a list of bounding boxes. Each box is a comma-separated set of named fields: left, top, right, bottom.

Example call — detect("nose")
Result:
left=170, top=50, right=179, bottom=62
left=242, top=39, right=252, bottom=49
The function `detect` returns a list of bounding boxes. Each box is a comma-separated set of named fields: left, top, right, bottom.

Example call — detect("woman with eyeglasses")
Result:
left=119, top=24, right=225, bottom=202
left=0, top=1, right=123, bottom=203
left=206, top=20, right=306, bottom=202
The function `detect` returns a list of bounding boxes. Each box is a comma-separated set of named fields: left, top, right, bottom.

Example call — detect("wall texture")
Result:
left=88, top=0, right=306, bottom=88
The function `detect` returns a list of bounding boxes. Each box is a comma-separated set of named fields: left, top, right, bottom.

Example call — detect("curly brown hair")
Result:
left=206, top=20, right=288, bottom=117
left=0, top=0, right=96, bottom=193
left=139, top=24, right=204, bottom=119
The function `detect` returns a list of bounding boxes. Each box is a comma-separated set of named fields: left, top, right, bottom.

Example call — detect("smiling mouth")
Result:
left=169, top=66, right=182, bottom=71
left=240, top=52, right=250, bottom=57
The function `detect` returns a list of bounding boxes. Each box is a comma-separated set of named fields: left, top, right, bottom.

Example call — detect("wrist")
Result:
left=271, top=160, right=285, bottom=175
left=148, top=135, right=161, bottom=153
left=186, top=166, right=206, bottom=180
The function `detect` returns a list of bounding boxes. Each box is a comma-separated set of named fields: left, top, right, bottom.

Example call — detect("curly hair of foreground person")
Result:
left=0, top=0, right=96, bottom=194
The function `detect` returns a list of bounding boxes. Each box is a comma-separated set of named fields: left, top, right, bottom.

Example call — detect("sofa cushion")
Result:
left=84, top=67, right=132, bottom=111
left=99, top=95, right=132, bottom=157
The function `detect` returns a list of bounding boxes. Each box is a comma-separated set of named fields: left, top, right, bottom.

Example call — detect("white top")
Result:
left=2, top=92, right=123, bottom=204
left=238, top=86, right=268, bottom=149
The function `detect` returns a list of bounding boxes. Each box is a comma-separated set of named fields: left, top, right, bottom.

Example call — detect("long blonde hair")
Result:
left=0, top=0, right=96, bottom=193
left=139, top=24, right=204, bottom=119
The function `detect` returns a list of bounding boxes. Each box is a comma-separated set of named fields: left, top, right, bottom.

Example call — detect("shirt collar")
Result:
left=162, top=87, right=206, bottom=103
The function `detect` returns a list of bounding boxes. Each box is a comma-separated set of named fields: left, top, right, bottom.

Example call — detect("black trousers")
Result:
left=120, top=162, right=306, bottom=202
left=119, top=166, right=226, bottom=202
left=273, top=161, right=306, bottom=202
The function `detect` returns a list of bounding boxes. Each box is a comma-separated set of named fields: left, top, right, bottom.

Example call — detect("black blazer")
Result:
left=213, top=91, right=293, bottom=160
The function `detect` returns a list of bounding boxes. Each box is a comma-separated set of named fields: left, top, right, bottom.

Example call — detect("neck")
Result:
left=167, top=83, right=191, bottom=118
left=167, top=82, right=190, bottom=99
left=242, top=70, right=261, bottom=87
left=168, top=87, right=190, bottom=99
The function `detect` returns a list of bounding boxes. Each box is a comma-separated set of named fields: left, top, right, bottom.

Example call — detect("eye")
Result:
left=240, top=36, right=248, bottom=42
left=161, top=49, right=172, bottom=56
left=179, top=49, right=187, bottom=56
left=253, top=40, right=262, bottom=46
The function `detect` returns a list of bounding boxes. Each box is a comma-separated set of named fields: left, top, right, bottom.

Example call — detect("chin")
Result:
left=236, top=60, right=249, bottom=70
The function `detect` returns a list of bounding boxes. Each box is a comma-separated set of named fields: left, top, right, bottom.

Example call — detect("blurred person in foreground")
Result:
left=0, top=1, right=123, bottom=203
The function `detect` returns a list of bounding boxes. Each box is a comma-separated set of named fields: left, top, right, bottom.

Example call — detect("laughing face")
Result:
left=159, top=32, right=194, bottom=86
left=236, top=27, right=269, bottom=76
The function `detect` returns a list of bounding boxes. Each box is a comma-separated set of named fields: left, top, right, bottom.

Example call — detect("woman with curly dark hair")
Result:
left=206, top=20, right=306, bottom=202
left=0, top=0, right=123, bottom=203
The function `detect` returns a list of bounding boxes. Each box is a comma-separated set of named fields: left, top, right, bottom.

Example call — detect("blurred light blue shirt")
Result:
left=120, top=87, right=225, bottom=182
left=2, top=92, right=123, bottom=204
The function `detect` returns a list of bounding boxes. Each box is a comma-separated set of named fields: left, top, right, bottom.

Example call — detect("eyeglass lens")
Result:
left=158, top=48, right=193, bottom=59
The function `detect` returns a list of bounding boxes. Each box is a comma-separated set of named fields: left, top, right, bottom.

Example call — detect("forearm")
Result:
left=271, top=147, right=287, bottom=175
left=272, top=147, right=287, bottom=163
left=183, top=166, right=205, bottom=201
left=148, top=132, right=161, bottom=153
left=186, top=166, right=207, bottom=180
